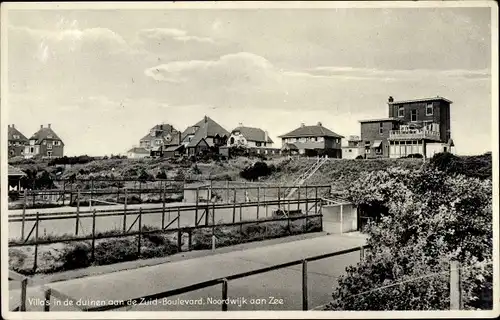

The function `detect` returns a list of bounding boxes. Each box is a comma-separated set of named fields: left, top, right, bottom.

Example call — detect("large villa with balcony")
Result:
left=358, top=96, right=455, bottom=159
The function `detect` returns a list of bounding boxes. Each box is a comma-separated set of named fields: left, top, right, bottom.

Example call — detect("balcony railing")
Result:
left=388, top=129, right=441, bottom=141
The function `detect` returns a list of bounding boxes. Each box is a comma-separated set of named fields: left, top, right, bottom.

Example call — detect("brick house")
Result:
left=359, top=96, right=455, bottom=159
left=181, top=116, right=229, bottom=156
left=7, top=124, right=29, bottom=158
left=138, top=123, right=181, bottom=157
left=24, top=124, right=64, bottom=159
left=279, top=122, right=344, bottom=158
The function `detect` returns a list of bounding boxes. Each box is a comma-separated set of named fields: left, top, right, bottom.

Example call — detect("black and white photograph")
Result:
left=1, top=1, right=498, bottom=318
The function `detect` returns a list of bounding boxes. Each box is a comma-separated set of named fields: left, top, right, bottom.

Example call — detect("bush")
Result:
left=94, top=238, right=139, bottom=265
left=407, top=153, right=423, bottom=158
left=355, top=155, right=364, bottom=159
left=59, top=242, right=91, bottom=270
left=239, top=161, right=276, bottom=181
left=328, top=168, right=492, bottom=310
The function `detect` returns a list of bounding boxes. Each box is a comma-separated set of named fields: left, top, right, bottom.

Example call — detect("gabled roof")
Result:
left=187, top=137, right=209, bottom=148
left=140, top=123, right=179, bottom=144
left=29, top=126, right=64, bottom=145
left=184, top=116, right=229, bottom=147
left=8, top=165, right=26, bottom=177
left=388, top=96, right=453, bottom=105
left=279, top=123, right=344, bottom=139
left=231, top=126, right=274, bottom=143
left=127, top=147, right=149, bottom=154
left=8, top=126, right=28, bottom=142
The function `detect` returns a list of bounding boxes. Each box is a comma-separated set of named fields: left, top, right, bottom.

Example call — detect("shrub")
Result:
left=407, top=153, right=423, bottom=158
left=94, top=238, right=139, bottom=265
left=327, top=168, right=492, bottom=310
left=355, top=155, right=364, bottom=159
left=59, top=242, right=91, bottom=270
left=239, top=161, right=276, bottom=181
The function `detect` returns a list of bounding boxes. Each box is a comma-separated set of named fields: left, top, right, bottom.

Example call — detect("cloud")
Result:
left=144, top=52, right=280, bottom=87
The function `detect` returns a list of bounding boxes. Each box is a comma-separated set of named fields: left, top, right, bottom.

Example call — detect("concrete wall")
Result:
left=322, top=203, right=358, bottom=234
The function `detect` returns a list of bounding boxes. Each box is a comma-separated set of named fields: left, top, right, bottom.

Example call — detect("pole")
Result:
left=222, top=279, right=228, bottom=311
left=315, top=187, right=318, bottom=214
left=33, top=212, right=39, bottom=272
left=297, top=186, right=301, bottom=211
left=264, top=186, right=267, bottom=218
left=232, top=188, right=236, bottom=223
left=302, top=260, right=308, bottom=311
left=226, top=180, right=230, bottom=204
left=450, top=261, right=462, bottom=310
left=44, top=289, right=51, bottom=312
left=257, top=186, right=260, bottom=219
left=123, top=188, right=128, bottom=232
left=305, top=185, right=308, bottom=213
left=20, top=278, right=27, bottom=311
left=340, top=204, right=344, bottom=234
left=21, top=189, right=27, bottom=240
left=62, top=180, right=66, bottom=206
left=138, top=208, right=142, bottom=256
left=91, top=209, right=96, bottom=261
left=75, top=190, right=80, bottom=235
left=162, top=185, right=166, bottom=229
left=360, top=246, right=365, bottom=260
left=195, top=187, right=199, bottom=225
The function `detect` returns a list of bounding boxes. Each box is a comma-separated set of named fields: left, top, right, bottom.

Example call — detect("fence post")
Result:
left=139, top=181, right=142, bottom=203
left=75, top=190, right=80, bottom=236
left=226, top=180, right=230, bottom=204
left=62, top=180, right=66, bottom=206
left=340, top=204, right=343, bottom=234
left=20, top=277, right=28, bottom=311
left=32, top=182, right=35, bottom=207
left=90, top=179, right=94, bottom=209
left=232, top=188, right=236, bottom=223
left=360, top=246, right=365, bottom=260
left=162, top=185, right=166, bottom=229
left=297, top=186, right=301, bottom=211
left=21, top=189, right=27, bottom=240
left=450, top=261, right=462, bottom=310
left=33, top=212, right=39, bottom=273
left=264, top=186, right=268, bottom=218
left=195, top=187, right=199, bottom=225
left=222, top=279, right=228, bottom=311
left=257, top=186, right=260, bottom=220
left=278, top=186, right=281, bottom=210
left=91, top=209, right=96, bottom=261
left=123, top=188, right=128, bottom=232
left=138, top=208, right=143, bottom=256
left=44, top=288, right=51, bottom=312
left=305, top=185, right=309, bottom=213
left=302, top=260, right=308, bottom=311
left=315, top=187, right=318, bottom=214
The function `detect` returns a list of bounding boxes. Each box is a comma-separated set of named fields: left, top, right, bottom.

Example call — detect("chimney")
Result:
left=238, top=122, right=243, bottom=127
left=317, top=122, right=322, bottom=127
left=204, top=115, right=208, bottom=123
left=388, top=96, right=394, bottom=103
left=12, top=124, right=15, bottom=128
left=264, top=130, right=268, bottom=142
left=301, top=122, right=305, bottom=127
left=8, top=124, right=10, bottom=128
left=40, top=125, right=43, bottom=129
left=48, top=123, right=51, bottom=129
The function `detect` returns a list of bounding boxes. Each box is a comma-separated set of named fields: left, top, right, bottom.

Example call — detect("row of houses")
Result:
left=128, top=96, right=455, bottom=160
left=7, top=124, right=65, bottom=159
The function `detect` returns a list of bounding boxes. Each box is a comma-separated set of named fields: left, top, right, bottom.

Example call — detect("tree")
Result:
left=327, top=168, right=492, bottom=310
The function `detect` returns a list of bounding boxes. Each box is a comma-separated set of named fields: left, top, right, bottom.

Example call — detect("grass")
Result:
left=9, top=215, right=319, bottom=276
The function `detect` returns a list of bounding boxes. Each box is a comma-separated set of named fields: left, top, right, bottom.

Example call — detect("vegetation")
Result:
left=240, top=161, right=277, bottom=181
left=327, top=162, right=492, bottom=310
left=9, top=215, right=320, bottom=275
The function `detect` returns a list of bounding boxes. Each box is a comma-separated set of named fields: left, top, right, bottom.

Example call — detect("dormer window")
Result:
left=47, top=135, right=53, bottom=139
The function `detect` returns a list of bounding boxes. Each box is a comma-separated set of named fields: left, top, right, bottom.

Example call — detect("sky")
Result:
left=4, top=4, right=494, bottom=156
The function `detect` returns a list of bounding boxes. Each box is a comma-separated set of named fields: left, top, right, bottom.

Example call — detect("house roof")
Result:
left=185, top=116, right=230, bottom=147
left=127, top=147, right=150, bottom=154
left=140, top=123, right=180, bottom=145
left=8, top=165, right=26, bottom=177
left=231, top=126, right=274, bottom=143
left=279, top=123, right=344, bottom=139
left=29, top=126, right=64, bottom=145
left=359, top=118, right=402, bottom=124
left=8, top=126, right=28, bottom=142
left=388, top=96, right=453, bottom=105
left=165, top=145, right=184, bottom=152
left=282, top=143, right=299, bottom=150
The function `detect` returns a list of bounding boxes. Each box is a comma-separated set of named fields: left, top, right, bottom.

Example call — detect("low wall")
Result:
left=322, top=203, right=358, bottom=234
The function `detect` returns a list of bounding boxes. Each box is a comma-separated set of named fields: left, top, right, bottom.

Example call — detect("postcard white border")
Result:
left=1, top=1, right=498, bottom=319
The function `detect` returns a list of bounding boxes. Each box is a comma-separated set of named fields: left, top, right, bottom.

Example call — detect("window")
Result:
left=43, top=140, right=46, bottom=145
left=398, top=107, right=404, bottom=117
left=54, top=141, right=60, bottom=146
left=47, top=151, right=52, bottom=157
left=47, top=144, right=52, bottom=150
left=30, top=147, right=34, bottom=153
left=411, top=109, right=418, bottom=122
left=379, top=123, right=384, bottom=134
left=8, top=141, right=12, bottom=146
left=426, top=103, right=433, bottom=116
left=256, top=142, right=262, bottom=147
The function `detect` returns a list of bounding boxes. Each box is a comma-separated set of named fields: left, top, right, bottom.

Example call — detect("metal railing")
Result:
left=42, top=245, right=370, bottom=312
left=388, top=129, right=441, bottom=141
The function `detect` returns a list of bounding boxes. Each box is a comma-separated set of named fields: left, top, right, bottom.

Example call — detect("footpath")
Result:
left=9, top=232, right=367, bottom=312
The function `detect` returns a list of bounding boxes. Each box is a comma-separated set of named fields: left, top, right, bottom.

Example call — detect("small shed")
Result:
left=8, top=165, right=26, bottom=191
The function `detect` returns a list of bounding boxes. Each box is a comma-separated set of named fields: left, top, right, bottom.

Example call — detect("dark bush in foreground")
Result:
left=240, top=161, right=276, bottom=181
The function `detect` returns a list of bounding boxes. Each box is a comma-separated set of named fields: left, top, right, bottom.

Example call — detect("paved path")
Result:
left=10, top=233, right=367, bottom=311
